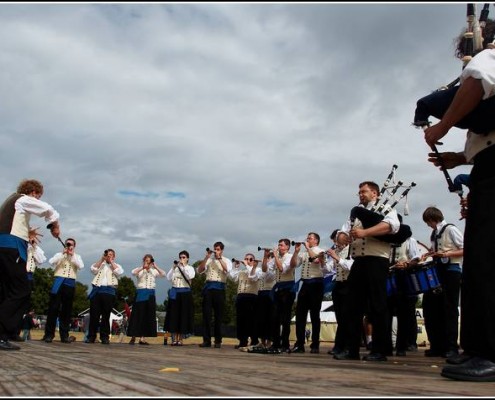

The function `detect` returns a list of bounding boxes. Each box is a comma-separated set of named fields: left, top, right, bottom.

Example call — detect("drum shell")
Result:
left=401, top=262, right=441, bottom=295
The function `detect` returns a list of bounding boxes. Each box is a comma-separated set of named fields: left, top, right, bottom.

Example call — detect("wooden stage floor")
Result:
left=1, top=338, right=493, bottom=397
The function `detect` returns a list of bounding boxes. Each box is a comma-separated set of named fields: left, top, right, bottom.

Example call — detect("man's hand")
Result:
left=427, top=151, right=466, bottom=170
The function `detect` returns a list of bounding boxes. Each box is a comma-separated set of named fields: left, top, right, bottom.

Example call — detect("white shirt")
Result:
left=462, top=48, right=495, bottom=161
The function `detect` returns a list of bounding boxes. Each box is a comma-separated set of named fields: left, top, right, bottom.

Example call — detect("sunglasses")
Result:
left=179, top=256, right=187, bottom=259
left=245, top=257, right=254, bottom=261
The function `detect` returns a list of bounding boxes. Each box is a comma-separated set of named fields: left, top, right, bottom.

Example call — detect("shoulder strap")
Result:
left=176, top=265, right=191, bottom=287
left=431, top=223, right=454, bottom=252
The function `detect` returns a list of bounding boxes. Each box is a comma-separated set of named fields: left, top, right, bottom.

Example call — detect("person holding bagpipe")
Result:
left=333, top=181, right=400, bottom=362
left=418, top=8, right=495, bottom=382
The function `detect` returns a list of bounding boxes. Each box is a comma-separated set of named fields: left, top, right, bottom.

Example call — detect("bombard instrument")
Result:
left=232, top=258, right=261, bottom=263
left=58, top=237, right=66, bottom=248
left=291, top=241, right=305, bottom=246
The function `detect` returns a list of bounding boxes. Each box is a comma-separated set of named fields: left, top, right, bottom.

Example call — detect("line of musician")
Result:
left=23, top=191, right=463, bottom=360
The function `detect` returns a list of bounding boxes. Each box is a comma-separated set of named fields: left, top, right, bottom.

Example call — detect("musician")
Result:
left=325, top=229, right=354, bottom=357
left=0, top=179, right=61, bottom=351
left=290, top=233, right=330, bottom=354
left=42, top=238, right=84, bottom=344
left=164, top=251, right=195, bottom=346
left=261, top=238, right=294, bottom=354
left=127, top=254, right=166, bottom=345
left=197, top=242, right=232, bottom=349
left=421, top=208, right=463, bottom=360
left=86, top=249, right=124, bottom=344
left=421, top=14, right=495, bottom=381
left=229, top=253, right=261, bottom=350
left=249, top=253, right=276, bottom=353
left=385, top=229, right=422, bottom=357
left=334, top=181, right=400, bottom=362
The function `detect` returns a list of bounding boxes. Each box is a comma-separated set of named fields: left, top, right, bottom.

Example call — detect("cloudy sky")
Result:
left=0, top=2, right=475, bottom=304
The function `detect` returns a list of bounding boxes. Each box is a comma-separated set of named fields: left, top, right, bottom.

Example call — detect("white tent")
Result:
left=290, top=301, right=430, bottom=344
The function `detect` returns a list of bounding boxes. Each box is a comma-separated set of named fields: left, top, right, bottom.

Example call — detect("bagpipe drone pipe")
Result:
left=413, top=3, right=495, bottom=135
left=349, top=165, right=415, bottom=245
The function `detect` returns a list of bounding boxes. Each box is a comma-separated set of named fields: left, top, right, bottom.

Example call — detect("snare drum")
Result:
left=403, top=262, right=441, bottom=295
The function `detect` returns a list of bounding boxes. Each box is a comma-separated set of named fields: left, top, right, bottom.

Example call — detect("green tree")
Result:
left=72, top=282, right=90, bottom=316
left=115, top=276, right=136, bottom=311
left=32, top=267, right=54, bottom=315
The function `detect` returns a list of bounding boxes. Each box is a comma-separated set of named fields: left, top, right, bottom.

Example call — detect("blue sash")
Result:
left=88, top=285, right=116, bottom=299
left=51, top=277, right=75, bottom=294
left=203, top=281, right=225, bottom=293
left=323, top=275, right=336, bottom=294
left=135, top=288, right=155, bottom=303
left=169, top=287, right=191, bottom=300
left=27, top=272, right=33, bottom=281
left=0, top=234, right=27, bottom=261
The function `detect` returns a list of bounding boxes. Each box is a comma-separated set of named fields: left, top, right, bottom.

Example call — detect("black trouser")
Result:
left=235, top=293, right=257, bottom=347
left=460, top=148, right=495, bottom=361
left=255, top=291, right=274, bottom=343
left=386, top=292, right=418, bottom=352
left=202, top=288, right=225, bottom=345
left=295, top=280, right=324, bottom=349
left=345, top=256, right=390, bottom=356
left=272, top=287, right=295, bottom=349
left=423, top=267, right=461, bottom=353
left=88, top=292, right=115, bottom=341
left=332, top=280, right=350, bottom=352
left=45, top=284, right=75, bottom=340
left=0, top=248, right=30, bottom=341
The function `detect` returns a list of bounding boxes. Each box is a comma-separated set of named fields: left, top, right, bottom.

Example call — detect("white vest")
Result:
left=91, top=263, right=119, bottom=287
left=205, top=258, right=228, bottom=283
left=350, top=218, right=391, bottom=259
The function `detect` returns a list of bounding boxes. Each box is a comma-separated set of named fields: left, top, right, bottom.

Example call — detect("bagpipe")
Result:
left=413, top=3, right=495, bottom=135
left=350, top=165, right=415, bottom=245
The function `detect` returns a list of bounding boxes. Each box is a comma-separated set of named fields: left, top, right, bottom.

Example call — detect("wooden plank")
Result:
left=0, top=334, right=493, bottom=397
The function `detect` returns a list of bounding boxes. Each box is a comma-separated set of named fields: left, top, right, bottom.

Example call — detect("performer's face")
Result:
left=358, top=185, right=376, bottom=205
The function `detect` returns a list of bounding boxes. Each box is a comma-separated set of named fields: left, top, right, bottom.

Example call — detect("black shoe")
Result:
left=248, top=345, right=267, bottom=354
left=0, top=340, right=20, bottom=351
left=266, top=346, right=281, bottom=354
left=366, top=341, right=373, bottom=350
left=129, top=339, right=135, bottom=345
left=446, top=352, right=473, bottom=365
left=363, top=352, right=388, bottom=362
left=441, top=357, right=495, bottom=382
left=406, top=344, right=418, bottom=352
left=280, top=347, right=291, bottom=354
left=333, top=350, right=360, bottom=360
left=60, top=337, right=71, bottom=344
left=425, top=349, right=444, bottom=357
left=101, top=339, right=110, bottom=345
left=44, top=336, right=53, bottom=343
left=84, top=339, right=95, bottom=343
left=214, top=343, right=221, bottom=348
left=290, top=345, right=305, bottom=353
left=10, top=335, right=25, bottom=342
left=443, top=350, right=459, bottom=359
left=199, top=342, right=211, bottom=348
left=310, top=348, right=319, bottom=354
left=396, top=350, right=407, bottom=357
